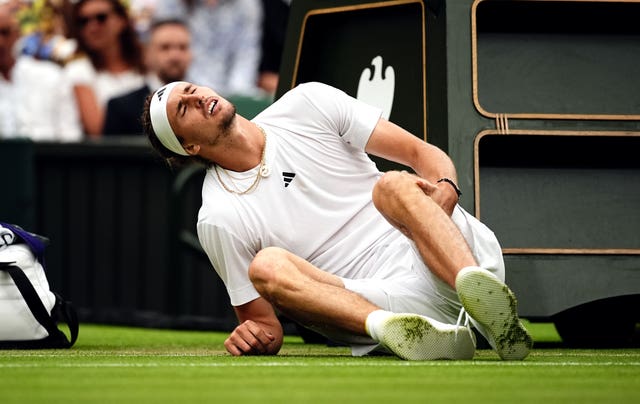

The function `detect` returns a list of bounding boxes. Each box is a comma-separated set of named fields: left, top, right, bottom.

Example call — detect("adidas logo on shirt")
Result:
left=282, top=172, right=296, bottom=188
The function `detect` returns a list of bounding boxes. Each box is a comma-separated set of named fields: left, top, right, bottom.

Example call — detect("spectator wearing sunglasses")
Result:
left=103, top=18, right=192, bottom=136
left=61, top=0, right=145, bottom=137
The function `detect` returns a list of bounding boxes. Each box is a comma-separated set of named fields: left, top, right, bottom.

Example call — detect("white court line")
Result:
left=1, top=361, right=639, bottom=368
left=4, top=351, right=639, bottom=358
left=532, top=352, right=640, bottom=357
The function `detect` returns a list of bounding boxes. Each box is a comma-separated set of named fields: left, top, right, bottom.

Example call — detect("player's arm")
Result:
left=225, top=296, right=284, bottom=356
left=364, top=118, right=460, bottom=214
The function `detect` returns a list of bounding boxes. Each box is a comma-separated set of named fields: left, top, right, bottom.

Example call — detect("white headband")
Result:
left=150, top=81, right=189, bottom=156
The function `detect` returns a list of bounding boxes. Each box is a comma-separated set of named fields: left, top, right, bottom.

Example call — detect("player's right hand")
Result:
left=224, top=319, right=276, bottom=356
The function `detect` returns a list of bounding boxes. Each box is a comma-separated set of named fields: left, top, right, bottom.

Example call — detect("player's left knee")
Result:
left=249, top=247, right=292, bottom=300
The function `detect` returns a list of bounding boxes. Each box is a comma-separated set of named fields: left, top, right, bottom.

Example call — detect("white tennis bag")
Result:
left=0, top=222, right=78, bottom=349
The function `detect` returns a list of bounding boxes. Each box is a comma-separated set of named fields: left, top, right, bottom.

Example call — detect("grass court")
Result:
left=1, top=322, right=638, bottom=403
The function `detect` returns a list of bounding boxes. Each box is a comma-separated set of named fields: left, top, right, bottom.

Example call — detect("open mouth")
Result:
left=207, top=98, right=218, bottom=115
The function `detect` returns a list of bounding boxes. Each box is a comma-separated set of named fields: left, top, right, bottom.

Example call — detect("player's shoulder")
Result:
left=280, top=82, right=348, bottom=109
left=292, top=81, right=342, bottom=95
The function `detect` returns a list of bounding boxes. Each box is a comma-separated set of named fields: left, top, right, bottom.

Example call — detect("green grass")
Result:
left=1, top=322, right=638, bottom=404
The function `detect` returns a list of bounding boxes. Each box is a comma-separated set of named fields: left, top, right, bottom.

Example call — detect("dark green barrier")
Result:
left=1, top=137, right=236, bottom=331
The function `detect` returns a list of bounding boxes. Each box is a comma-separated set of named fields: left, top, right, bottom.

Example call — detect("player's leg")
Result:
left=249, top=246, right=376, bottom=335
left=371, top=171, right=532, bottom=360
left=248, top=246, right=475, bottom=360
left=371, top=170, right=476, bottom=288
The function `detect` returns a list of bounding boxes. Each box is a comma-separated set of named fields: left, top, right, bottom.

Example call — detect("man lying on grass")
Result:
left=142, top=81, right=533, bottom=360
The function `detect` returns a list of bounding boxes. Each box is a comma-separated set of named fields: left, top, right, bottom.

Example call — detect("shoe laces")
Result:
left=454, top=307, right=474, bottom=342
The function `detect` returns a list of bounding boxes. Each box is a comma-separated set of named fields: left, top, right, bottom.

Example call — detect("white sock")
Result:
left=365, top=309, right=394, bottom=342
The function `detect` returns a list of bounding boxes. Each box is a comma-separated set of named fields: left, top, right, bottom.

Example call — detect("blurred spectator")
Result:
left=8, top=0, right=81, bottom=140
left=18, top=0, right=76, bottom=63
left=257, top=0, right=289, bottom=96
left=128, top=0, right=156, bottom=40
left=103, top=18, right=192, bottom=135
left=0, top=2, right=20, bottom=138
left=62, top=0, right=145, bottom=137
left=0, top=1, right=79, bottom=141
left=153, top=0, right=262, bottom=97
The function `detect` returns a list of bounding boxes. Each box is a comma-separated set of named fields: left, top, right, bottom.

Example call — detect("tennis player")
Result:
left=142, top=81, right=533, bottom=360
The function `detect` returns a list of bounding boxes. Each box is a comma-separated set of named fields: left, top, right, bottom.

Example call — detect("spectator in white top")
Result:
left=153, top=0, right=263, bottom=97
left=63, top=0, right=145, bottom=137
left=7, top=0, right=81, bottom=141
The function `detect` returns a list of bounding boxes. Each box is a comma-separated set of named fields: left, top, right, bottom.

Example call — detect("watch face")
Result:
left=292, top=1, right=426, bottom=137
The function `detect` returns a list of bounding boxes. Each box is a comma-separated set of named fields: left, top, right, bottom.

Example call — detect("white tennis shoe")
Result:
left=455, top=267, right=533, bottom=360
left=377, top=313, right=476, bottom=360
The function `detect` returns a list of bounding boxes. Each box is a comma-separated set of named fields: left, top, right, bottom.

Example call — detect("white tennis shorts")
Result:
left=313, top=205, right=505, bottom=355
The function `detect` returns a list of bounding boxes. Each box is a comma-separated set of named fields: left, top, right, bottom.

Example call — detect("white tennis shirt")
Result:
left=197, top=82, right=406, bottom=306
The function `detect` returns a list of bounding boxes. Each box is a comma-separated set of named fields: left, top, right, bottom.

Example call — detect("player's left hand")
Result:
left=224, top=319, right=276, bottom=356
left=415, top=178, right=458, bottom=216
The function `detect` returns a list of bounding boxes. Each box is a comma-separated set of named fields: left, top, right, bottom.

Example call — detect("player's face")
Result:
left=166, top=82, right=237, bottom=147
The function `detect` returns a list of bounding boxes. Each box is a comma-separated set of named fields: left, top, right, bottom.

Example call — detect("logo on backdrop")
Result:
left=356, top=56, right=395, bottom=120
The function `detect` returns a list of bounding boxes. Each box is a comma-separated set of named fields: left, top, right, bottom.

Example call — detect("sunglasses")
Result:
left=77, top=11, right=112, bottom=27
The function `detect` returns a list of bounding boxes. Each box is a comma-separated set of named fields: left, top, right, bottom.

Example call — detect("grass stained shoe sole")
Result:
left=455, top=267, right=533, bottom=360
left=378, top=314, right=475, bottom=360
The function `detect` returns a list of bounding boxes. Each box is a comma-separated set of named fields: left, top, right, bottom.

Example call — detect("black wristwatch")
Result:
left=437, top=178, right=462, bottom=198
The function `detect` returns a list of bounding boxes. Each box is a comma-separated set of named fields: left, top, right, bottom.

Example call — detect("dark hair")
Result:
left=141, top=94, right=211, bottom=169
left=71, top=0, right=145, bottom=72
left=148, top=18, right=189, bottom=33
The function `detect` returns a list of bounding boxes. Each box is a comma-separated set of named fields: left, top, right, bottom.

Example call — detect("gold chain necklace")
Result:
left=214, top=125, right=269, bottom=195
